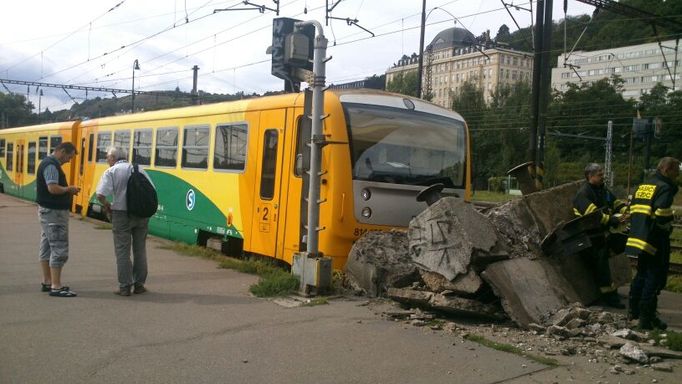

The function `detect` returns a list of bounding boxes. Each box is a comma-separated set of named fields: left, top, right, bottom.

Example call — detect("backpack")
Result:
left=126, top=164, right=158, bottom=218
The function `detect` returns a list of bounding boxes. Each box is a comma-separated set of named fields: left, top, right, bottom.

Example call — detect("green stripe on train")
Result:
left=0, top=167, right=37, bottom=201
left=90, top=169, right=242, bottom=244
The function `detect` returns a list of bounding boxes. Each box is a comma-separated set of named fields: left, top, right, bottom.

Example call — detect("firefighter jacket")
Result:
left=625, top=171, right=679, bottom=257
left=573, top=181, right=626, bottom=228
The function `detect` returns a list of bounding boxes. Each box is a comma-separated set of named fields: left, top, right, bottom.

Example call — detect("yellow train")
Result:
left=0, top=89, right=471, bottom=269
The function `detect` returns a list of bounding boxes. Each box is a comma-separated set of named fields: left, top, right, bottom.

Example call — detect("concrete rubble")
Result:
left=369, top=299, right=678, bottom=381
left=345, top=181, right=633, bottom=328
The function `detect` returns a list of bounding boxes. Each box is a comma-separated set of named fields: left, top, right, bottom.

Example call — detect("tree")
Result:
left=548, top=75, right=635, bottom=162
left=385, top=71, right=418, bottom=97
left=451, top=81, right=487, bottom=188
left=0, top=93, right=36, bottom=128
left=494, top=24, right=511, bottom=44
left=638, top=83, right=682, bottom=159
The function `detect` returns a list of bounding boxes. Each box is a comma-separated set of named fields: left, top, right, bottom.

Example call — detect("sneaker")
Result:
left=114, top=286, right=132, bottom=296
left=49, top=287, right=77, bottom=297
left=133, top=285, right=147, bottom=294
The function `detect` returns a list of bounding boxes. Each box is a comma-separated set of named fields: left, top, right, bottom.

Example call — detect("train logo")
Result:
left=186, top=189, right=196, bottom=211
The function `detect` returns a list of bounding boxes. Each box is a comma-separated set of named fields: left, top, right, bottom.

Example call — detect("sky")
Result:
left=0, top=0, right=595, bottom=112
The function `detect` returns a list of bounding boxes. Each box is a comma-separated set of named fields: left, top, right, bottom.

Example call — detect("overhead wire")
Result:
left=1, top=0, right=129, bottom=73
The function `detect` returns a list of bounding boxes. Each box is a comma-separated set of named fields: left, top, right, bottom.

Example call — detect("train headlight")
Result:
left=361, top=207, right=372, bottom=218
left=361, top=188, right=371, bottom=201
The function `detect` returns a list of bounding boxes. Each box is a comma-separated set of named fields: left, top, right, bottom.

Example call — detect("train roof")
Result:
left=0, top=121, right=80, bottom=135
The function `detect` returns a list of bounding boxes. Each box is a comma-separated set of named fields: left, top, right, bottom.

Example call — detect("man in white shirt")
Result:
left=96, top=146, right=153, bottom=296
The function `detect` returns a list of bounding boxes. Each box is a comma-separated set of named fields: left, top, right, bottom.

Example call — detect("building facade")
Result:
left=385, top=27, right=533, bottom=107
left=551, top=39, right=681, bottom=101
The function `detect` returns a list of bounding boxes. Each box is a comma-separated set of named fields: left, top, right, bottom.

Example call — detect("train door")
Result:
left=280, top=111, right=307, bottom=263
left=74, top=128, right=96, bottom=215
left=15, top=140, right=25, bottom=197
left=249, top=109, right=286, bottom=258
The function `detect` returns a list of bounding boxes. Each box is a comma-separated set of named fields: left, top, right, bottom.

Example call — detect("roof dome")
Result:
left=428, top=27, right=476, bottom=51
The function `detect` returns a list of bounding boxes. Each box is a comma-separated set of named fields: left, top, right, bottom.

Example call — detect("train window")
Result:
left=132, top=129, right=152, bottom=165
left=214, top=123, right=247, bottom=171
left=96, top=132, right=112, bottom=162
left=0, top=139, right=4, bottom=158
left=50, top=136, right=62, bottom=151
left=293, top=116, right=311, bottom=177
left=79, top=138, right=85, bottom=175
left=259, top=129, right=278, bottom=199
left=38, top=137, right=48, bottom=159
left=113, top=130, right=131, bottom=159
left=27, top=142, right=36, bottom=174
left=182, top=125, right=209, bottom=169
left=88, top=134, right=94, bottom=162
left=6, top=143, right=13, bottom=171
left=155, top=127, right=178, bottom=167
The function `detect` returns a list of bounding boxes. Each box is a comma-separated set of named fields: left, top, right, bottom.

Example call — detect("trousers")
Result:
left=111, top=211, right=149, bottom=288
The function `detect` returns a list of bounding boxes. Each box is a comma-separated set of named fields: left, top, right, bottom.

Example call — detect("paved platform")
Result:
left=0, top=192, right=680, bottom=384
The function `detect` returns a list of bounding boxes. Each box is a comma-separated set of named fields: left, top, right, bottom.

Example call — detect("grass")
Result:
left=470, top=190, right=520, bottom=203
left=463, top=334, right=559, bottom=366
left=162, top=243, right=300, bottom=297
left=665, top=275, right=682, bottom=293
left=649, top=329, right=682, bottom=352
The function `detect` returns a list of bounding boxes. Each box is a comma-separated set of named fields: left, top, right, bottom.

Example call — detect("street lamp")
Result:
left=132, top=59, right=140, bottom=112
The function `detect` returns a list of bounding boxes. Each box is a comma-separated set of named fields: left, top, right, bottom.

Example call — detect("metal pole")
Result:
left=132, top=59, right=140, bottom=112
left=529, top=0, right=545, bottom=179
left=296, top=20, right=327, bottom=257
left=131, top=69, right=135, bottom=112
left=416, top=0, right=426, bottom=98
left=536, top=0, right=553, bottom=190
left=38, top=89, right=42, bottom=122
left=605, top=120, right=613, bottom=187
left=191, top=65, right=200, bottom=105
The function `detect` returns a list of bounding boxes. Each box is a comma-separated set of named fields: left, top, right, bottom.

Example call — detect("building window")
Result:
left=0, top=139, right=5, bottom=158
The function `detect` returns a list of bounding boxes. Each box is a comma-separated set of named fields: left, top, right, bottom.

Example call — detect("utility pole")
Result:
left=605, top=120, right=613, bottom=187
left=191, top=65, right=200, bottom=105
left=416, top=0, right=427, bottom=98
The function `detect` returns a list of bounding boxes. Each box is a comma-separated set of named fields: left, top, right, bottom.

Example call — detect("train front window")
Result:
left=344, top=103, right=466, bottom=188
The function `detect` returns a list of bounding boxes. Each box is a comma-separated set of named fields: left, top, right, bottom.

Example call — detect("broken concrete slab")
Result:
left=481, top=258, right=581, bottom=328
left=408, top=197, right=503, bottom=281
left=345, top=231, right=419, bottom=297
left=387, top=287, right=505, bottom=319
left=486, top=181, right=581, bottom=259
left=609, top=253, right=632, bottom=287
left=419, top=269, right=483, bottom=296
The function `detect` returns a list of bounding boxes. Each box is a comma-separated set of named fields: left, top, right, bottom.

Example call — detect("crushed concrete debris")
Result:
left=620, top=342, right=649, bottom=363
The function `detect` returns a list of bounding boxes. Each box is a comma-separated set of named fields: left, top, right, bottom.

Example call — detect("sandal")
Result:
left=49, top=287, right=77, bottom=297
left=42, top=283, right=69, bottom=292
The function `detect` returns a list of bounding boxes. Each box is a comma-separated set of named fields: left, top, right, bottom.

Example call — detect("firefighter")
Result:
left=573, top=163, right=628, bottom=308
left=626, top=157, right=680, bottom=330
